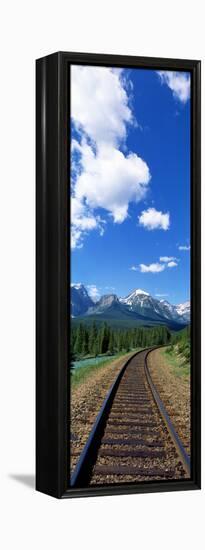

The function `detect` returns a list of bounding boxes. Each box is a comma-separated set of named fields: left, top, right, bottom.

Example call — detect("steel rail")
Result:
left=70, top=348, right=149, bottom=488
left=144, top=349, right=191, bottom=477
left=71, top=345, right=191, bottom=487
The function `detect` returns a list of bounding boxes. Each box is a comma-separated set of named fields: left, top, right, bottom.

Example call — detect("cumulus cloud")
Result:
left=138, top=207, right=170, bottom=231
left=86, top=285, right=101, bottom=302
left=86, top=284, right=115, bottom=301
left=71, top=196, right=105, bottom=249
left=136, top=256, right=178, bottom=274
left=157, top=71, right=190, bottom=103
left=129, top=266, right=138, bottom=271
left=167, top=260, right=178, bottom=267
left=178, top=244, right=190, bottom=251
left=139, top=262, right=165, bottom=273
left=71, top=65, right=133, bottom=147
left=71, top=229, right=82, bottom=250
left=74, top=140, right=150, bottom=224
left=71, top=65, right=151, bottom=247
left=160, top=256, right=177, bottom=263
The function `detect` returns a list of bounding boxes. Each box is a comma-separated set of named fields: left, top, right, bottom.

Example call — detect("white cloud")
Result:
left=160, top=256, right=177, bottom=263
left=71, top=196, right=105, bottom=249
left=155, top=293, right=169, bottom=297
left=167, top=261, right=178, bottom=267
left=74, top=140, right=150, bottom=223
left=86, top=284, right=115, bottom=302
left=71, top=228, right=83, bottom=250
left=139, top=262, right=165, bottom=273
left=178, top=244, right=190, bottom=251
left=86, top=285, right=101, bottom=302
left=138, top=207, right=170, bottom=231
left=136, top=256, right=178, bottom=274
left=157, top=71, right=190, bottom=103
left=71, top=65, right=133, bottom=147
left=71, top=65, right=151, bottom=247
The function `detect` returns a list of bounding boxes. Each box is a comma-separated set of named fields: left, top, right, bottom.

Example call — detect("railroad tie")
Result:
left=99, top=449, right=166, bottom=458
left=101, top=437, right=165, bottom=447
left=93, top=465, right=176, bottom=478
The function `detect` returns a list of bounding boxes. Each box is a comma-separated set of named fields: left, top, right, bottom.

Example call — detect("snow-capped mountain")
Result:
left=71, top=284, right=94, bottom=317
left=120, top=289, right=150, bottom=305
left=120, top=289, right=190, bottom=324
left=120, top=289, right=172, bottom=321
left=158, top=299, right=180, bottom=321
left=71, top=284, right=190, bottom=326
left=175, top=301, right=190, bottom=323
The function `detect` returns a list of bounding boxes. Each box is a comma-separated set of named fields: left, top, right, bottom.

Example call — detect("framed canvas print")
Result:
left=36, top=51, right=201, bottom=499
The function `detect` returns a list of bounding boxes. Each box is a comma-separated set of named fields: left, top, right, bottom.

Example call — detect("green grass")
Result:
left=71, top=348, right=144, bottom=388
left=161, top=346, right=190, bottom=378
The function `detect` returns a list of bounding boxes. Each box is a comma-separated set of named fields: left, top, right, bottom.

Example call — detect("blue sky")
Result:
left=71, top=66, right=190, bottom=305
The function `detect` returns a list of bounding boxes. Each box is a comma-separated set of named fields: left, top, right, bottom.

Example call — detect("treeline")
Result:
left=172, top=325, right=190, bottom=344
left=71, top=322, right=171, bottom=358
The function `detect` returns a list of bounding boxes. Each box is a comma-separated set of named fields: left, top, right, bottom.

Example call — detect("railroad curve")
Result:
left=70, top=347, right=190, bottom=488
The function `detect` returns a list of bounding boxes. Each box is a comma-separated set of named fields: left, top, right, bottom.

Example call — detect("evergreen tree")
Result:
left=99, top=322, right=110, bottom=354
left=89, top=321, right=98, bottom=355
left=108, top=330, right=115, bottom=354
left=124, top=330, right=130, bottom=352
left=74, top=323, right=84, bottom=356
left=72, top=321, right=172, bottom=357
left=82, top=327, right=89, bottom=356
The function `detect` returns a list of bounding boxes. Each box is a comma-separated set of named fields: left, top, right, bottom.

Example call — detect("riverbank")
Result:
left=71, top=352, right=127, bottom=387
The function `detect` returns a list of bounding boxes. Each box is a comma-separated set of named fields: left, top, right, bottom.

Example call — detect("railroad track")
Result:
left=70, top=347, right=191, bottom=488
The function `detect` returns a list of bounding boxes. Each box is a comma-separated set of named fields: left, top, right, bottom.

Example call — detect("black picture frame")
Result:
left=36, top=51, right=201, bottom=499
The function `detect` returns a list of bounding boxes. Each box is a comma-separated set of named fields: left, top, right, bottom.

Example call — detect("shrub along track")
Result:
left=70, top=348, right=190, bottom=488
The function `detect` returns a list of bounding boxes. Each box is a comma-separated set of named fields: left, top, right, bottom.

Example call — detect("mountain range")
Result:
left=71, top=283, right=93, bottom=317
left=71, top=284, right=190, bottom=330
